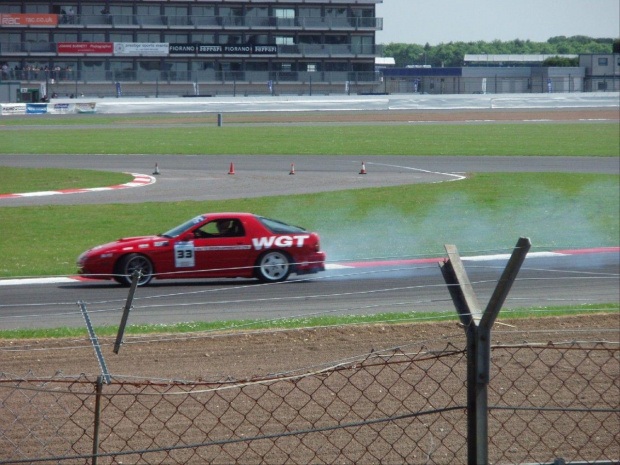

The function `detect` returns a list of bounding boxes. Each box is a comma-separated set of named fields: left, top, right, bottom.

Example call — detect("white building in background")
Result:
left=579, top=54, right=620, bottom=92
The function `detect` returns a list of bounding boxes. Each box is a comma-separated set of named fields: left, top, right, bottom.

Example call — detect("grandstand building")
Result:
left=0, top=0, right=383, bottom=97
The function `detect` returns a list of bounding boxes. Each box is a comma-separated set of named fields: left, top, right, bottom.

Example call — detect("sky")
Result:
left=375, top=0, right=620, bottom=45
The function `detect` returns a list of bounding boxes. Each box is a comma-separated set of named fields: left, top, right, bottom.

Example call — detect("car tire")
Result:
left=114, top=253, right=154, bottom=286
left=255, top=250, right=291, bottom=283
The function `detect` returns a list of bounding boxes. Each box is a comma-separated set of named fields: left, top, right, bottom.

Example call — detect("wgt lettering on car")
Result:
left=77, top=213, right=325, bottom=286
left=252, top=235, right=310, bottom=250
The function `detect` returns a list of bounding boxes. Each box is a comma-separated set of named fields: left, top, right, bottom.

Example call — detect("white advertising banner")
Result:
left=48, top=103, right=74, bottom=114
left=114, top=43, right=169, bottom=56
left=1, top=104, right=27, bottom=116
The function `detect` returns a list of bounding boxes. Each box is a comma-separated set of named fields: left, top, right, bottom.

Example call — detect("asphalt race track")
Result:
left=1, top=154, right=618, bottom=206
left=0, top=249, right=619, bottom=330
left=1, top=153, right=619, bottom=330
left=1, top=106, right=619, bottom=330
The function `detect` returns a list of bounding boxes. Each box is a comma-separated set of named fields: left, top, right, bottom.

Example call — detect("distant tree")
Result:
left=383, top=43, right=425, bottom=67
left=542, top=56, right=579, bottom=66
left=381, top=36, right=615, bottom=67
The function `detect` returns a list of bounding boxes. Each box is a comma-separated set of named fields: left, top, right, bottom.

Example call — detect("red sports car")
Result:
left=77, top=212, right=326, bottom=286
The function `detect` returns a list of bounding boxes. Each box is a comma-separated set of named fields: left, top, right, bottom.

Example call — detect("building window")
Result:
left=53, top=32, right=78, bottom=42
left=191, top=6, right=216, bottom=26
left=192, top=33, right=216, bottom=43
left=597, top=81, right=607, bottom=90
left=164, top=33, right=188, bottom=44
left=0, top=32, right=21, bottom=46
left=110, top=33, right=134, bottom=43
left=191, top=61, right=216, bottom=72
left=0, top=5, right=21, bottom=13
left=81, top=33, right=106, bottom=43
left=247, top=34, right=269, bottom=45
left=80, top=4, right=110, bottom=25
left=25, top=4, right=50, bottom=13
left=246, top=61, right=269, bottom=71
left=247, top=7, right=270, bottom=27
left=137, top=32, right=162, bottom=43
left=275, top=8, right=295, bottom=19
left=137, top=5, right=164, bottom=26
left=299, top=7, right=321, bottom=28
left=219, top=34, right=243, bottom=45
left=325, top=35, right=347, bottom=45
left=82, top=60, right=106, bottom=81
left=598, top=57, right=608, bottom=66
left=165, top=6, right=189, bottom=26
left=219, top=7, right=243, bottom=26
left=109, top=60, right=134, bottom=80
left=275, top=36, right=294, bottom=45
left=299, top=35, right=322, bottom=45
left=109, top=5, right=133, bottom=25
left=25, top=32, right=50, bottom=52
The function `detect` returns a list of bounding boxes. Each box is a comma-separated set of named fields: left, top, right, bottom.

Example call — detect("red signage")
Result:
left=0, top=14, right=58, bottom=26
left=57, top=43, right=114, bottom=54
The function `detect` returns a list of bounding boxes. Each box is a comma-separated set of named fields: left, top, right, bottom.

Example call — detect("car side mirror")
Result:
left=180, top=232, right=194, bottom=241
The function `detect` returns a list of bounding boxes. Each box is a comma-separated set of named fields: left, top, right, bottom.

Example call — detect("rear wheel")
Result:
left=114, top=253, right=154, bottom=286
left=255, top=251, right=291, bottom=283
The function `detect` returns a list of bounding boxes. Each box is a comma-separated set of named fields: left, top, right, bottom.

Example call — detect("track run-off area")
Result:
left=0, top=99, right=618, bottom=331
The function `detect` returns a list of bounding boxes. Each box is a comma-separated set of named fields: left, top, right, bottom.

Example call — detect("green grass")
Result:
left=1, top=123, right=618, bottom=156
left=0, top=118, right=617, bottom=338
left=1, top=172, right=617, bottom=277
left=0, top=167, right=132, bottom=195
left=0, top=304, right=615, bottom=340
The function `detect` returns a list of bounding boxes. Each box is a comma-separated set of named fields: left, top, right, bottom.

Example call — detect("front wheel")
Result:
left=255, top=251, right=291, bottom=283
left=114, top=253, right=154, bottom=286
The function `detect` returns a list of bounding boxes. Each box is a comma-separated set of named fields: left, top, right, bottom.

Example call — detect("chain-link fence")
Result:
left=1, top=340, right=618, bottom=464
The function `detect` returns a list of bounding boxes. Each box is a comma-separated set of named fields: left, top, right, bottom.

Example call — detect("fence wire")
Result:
left=1, top=341, right=618, bottom=464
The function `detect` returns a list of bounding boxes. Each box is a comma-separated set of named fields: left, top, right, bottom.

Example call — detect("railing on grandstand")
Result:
left=0, top=41, right=382, bottom=56
left=1, top=68, right=381, bottom=85
left=56, top=14, right=383, bottom=29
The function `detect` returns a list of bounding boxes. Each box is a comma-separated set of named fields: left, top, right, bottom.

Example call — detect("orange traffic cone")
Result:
left=228, top=162, right=235, bottom=175
left=152, top=163, right=160, bottom=175
left=359, top=162, right=367, bottom=175
left=289, top=163, right=295, bottom=175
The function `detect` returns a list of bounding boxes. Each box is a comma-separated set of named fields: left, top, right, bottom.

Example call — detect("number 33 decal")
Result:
left=174, top=242, right=195, bottom=268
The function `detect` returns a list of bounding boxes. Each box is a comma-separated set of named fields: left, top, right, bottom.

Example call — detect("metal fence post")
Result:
left=79, top=301, right=111, bottom=384
left=439, top=237, right=531, bottom=464
left=114, top=270, right=140, bottom=354
left=92, top=375, right=104, bottom=465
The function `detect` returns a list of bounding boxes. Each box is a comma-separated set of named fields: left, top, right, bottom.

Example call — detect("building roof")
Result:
left=464, top=54, right=578, bottom=63
left=375, top=57, right=395, bottom=66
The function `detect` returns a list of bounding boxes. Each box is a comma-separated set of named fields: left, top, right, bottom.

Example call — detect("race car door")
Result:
left=191, top=218, right=253, bottom=276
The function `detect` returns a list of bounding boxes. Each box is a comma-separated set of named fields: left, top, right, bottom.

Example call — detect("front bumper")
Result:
left=295, top=252, right=326, bottom=274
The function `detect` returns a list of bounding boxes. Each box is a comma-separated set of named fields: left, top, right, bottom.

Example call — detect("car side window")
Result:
left=194, top=219, right=245, bottom=238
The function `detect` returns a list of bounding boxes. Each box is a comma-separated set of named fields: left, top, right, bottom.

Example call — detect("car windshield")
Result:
left=257, top=216, right=307, bottom=234
left=161, top=215, right=205, bottom=238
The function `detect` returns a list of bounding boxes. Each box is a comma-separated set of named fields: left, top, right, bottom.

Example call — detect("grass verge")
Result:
left=0, top=167, right=132, bottom=195
left=0, top=304, right=616, bottom=340
left=1, top=123, right=618, bottom=156
left=1, top=172, right=617, bottom=277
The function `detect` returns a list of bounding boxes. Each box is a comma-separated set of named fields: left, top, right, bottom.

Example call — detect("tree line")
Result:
left=383, top=36, right=619, bottom=68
